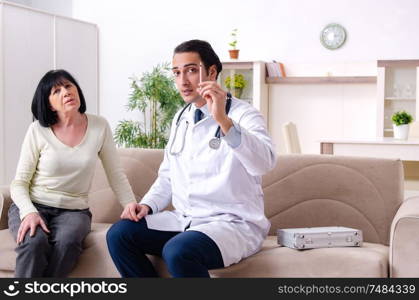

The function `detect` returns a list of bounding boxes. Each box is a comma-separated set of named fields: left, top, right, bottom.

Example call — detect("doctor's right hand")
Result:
left=17, top=212, right=50, bottom=244
left=120, top=202, right=150, bottom=222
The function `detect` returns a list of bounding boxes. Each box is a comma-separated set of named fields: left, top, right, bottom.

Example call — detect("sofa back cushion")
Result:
left=89, top=149, right=403, bottom=246
left=263, top=154, right=404, bottom=245
left=88, top=148, right=163, bottom=224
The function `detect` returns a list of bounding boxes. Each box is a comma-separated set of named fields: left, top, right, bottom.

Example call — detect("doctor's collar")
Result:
left=192, top=102, right=209, bottom=117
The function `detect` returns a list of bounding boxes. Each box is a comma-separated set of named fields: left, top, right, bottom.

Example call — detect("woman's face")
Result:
left=48, top=79, right=81, bottom=115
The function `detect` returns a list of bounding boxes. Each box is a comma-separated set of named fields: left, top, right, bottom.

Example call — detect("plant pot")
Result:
left=233, top=88, right=243, bottom=99
left=393, top=124, right=409, bottom=139
left=229, top=49, right=239, bottom=59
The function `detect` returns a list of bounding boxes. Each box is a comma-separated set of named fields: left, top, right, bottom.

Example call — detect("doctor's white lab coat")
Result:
left=141, top=97, right=277, bottom=267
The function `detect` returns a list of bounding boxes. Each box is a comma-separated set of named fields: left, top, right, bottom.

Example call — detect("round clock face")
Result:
left=320, top=23, right=346, bottom=50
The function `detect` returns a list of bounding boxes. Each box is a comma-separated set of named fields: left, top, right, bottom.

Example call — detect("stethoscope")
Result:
left=169, top=93, right=232, bottom=155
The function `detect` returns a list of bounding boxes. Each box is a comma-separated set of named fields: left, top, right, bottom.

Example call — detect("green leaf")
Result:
left=391, top=110, right=413, bottom=126
left=225, top=73, right=247, bottom=89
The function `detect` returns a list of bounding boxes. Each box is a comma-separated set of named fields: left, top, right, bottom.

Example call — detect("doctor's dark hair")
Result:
left=31, top=69, right=86, bottom=127
left=174, top=39, right=223, bottom=79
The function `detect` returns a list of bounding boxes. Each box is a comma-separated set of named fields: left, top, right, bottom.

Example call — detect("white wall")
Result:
left=269, top=81, right=378, bottom=153
left=72, top=0, right=419, bottom=151
left=4, top=0, right=28, bottom=5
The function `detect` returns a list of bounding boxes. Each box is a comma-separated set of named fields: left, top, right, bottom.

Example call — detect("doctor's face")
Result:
left=172, top=52, right=216, bottom=103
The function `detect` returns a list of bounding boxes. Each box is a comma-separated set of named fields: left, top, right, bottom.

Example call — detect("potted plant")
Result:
left=114, top=63, right=184, bottom=148
left=392, top=110, right=413, bottom=140
left=224, top=73, right=247, bottom=99
left=228, top=28, right=239, bottom=59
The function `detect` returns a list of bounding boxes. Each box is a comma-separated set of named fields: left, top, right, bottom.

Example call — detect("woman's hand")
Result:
left=120, top=202, right=150, bottom=222
left=17, top=212, right=50, bottom=244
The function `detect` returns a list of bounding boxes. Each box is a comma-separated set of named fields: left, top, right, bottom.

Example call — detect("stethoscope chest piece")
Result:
left=209, top=137, right=221, bottom=149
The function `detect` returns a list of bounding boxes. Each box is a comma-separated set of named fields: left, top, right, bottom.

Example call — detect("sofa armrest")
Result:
left=0, top=185, right=11, bottom=230
left=390, top=196, right=419, bottom=277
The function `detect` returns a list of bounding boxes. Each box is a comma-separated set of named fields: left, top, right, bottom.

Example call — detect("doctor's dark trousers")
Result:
left=106, top=218, right=224, bottom=277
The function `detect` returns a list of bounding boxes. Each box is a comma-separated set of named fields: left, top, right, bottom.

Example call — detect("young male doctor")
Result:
left=107, top=39, right=277, bottom=277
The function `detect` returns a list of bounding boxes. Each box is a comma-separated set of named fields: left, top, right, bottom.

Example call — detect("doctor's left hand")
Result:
left=199, top=81, right=233, bottom=134
left=120, top=202, right=150, bottom=222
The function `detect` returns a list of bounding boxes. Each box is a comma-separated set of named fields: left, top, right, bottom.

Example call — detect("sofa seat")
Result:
left=210, top=236, right=389, bottom=277
left=148, top=236, right=389, bottom=278
left=0, top=223, right=120, bottom=278
left=0, top=228, right=14, bottom=277
left=0, top=225, right=389, bottom=278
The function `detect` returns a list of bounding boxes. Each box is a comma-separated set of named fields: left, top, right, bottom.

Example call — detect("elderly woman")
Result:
left=8, top=69, right=140, bottom=277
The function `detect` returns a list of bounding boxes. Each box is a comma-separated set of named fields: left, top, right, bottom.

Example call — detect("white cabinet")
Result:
left=55, top=17, right=99, bottom=114
left=377, top=60, right=419, bottom=137
left=219, top=61, right=269, bottom=126
left=0, top=1, right=98, bottom=185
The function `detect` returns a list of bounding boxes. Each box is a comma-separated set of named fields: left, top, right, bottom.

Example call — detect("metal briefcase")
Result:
left=277, top=226, right=363, bottom=250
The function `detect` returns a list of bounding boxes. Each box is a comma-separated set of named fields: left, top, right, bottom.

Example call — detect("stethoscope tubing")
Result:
left=175, top=93, right=232, bottom=135
left=170, top=93, right=232, bottom=155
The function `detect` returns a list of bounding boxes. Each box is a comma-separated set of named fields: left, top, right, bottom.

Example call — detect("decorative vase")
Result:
left=393, top=124, right=409, bottom=140
left=228, top=49, right=239, bottom=59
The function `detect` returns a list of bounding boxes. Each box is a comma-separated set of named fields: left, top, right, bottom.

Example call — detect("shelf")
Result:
left=266, top=76, right=377, bottom=84
left=378, top=60, right=419, bottom=68
left=222, top=61, right=256, bottom=69
left=385, top=97, right=416, bottom=101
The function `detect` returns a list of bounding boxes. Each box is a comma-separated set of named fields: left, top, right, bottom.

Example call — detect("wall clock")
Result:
left=320, top=23, right=346, bottom=50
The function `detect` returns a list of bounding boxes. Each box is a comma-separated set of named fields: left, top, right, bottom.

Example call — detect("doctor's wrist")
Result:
left=218, top=117, right=233, bottom=135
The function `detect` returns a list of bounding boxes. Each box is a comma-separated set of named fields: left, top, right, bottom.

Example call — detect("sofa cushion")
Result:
left=69, top=223, right=118, bottom=277
left=0, top=223, right=119, bottom=277
left=263, top=155, right=404, bottom=245
left=70, top=223, right=172, bottom=278
left=88, top=149, right=164, bottom=224
left=0, top=223, right=172, bottom=278
left=0, top=229, right=15, bottom=272
left=0, top=270, right=13, bottom=277
left=209, top=236, right=389, bottom=278
left=89, top=150, right=404, bottom=246
left=0, top=227, right=389, bottom=278
left=145, top=237, right=389, bottom=278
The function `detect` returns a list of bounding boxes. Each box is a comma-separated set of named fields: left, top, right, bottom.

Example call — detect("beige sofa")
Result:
left=1, top=148, right=419, bottom=277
